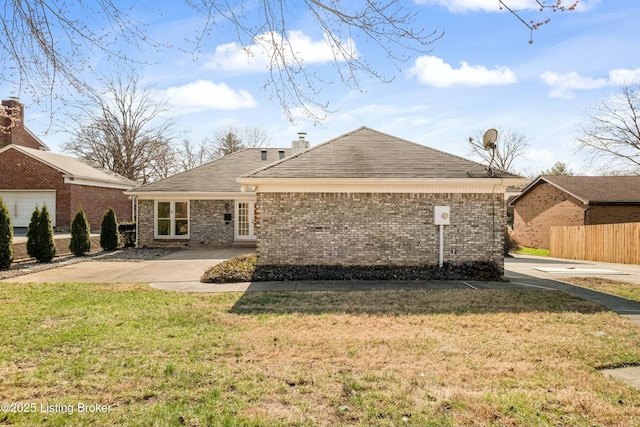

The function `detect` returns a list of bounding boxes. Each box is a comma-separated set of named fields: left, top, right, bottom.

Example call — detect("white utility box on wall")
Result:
left=434, top=206, right=450, bottom=225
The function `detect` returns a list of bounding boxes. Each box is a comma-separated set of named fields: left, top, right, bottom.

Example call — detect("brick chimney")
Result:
left=292, top=132, right=310, bottom=155
left=0, top=99, right=47, bottom=150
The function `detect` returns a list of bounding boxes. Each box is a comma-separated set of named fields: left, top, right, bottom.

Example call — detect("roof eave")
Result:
left=126, top=191, right=252, bottom=200
left=236, top=176, right=530, bottom=193
left=63, top=175, right=136, bottom=190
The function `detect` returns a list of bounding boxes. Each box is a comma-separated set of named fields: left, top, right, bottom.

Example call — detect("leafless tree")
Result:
left=576, top=84, right=640, bottom=175
left=467, top=129, right=530, bottom=173
left=177, top=139, right=214, bottom=172
left=175, top=126, right=271, bottom=170
left=62, top=75, right=178, bottom=183
left=208, top=126, right=271, bottom=159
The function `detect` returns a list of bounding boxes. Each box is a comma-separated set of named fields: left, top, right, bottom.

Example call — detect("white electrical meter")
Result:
left=434, top=206, right=450, bottom=225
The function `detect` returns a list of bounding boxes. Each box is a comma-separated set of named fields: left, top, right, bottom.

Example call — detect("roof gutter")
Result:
left=236, top=176, right=531, bottom=194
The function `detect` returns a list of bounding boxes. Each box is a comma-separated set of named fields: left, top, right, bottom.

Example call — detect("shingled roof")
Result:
left=1, top=144, right=136, bottom=188
left=129, top=148, right=291, bottom=194
left=511, top=175, right=640, bottom=205
left=241, top=127, right=519, bottom=180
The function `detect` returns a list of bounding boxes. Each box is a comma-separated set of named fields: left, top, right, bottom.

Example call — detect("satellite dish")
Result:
left=482, top=128, right=498, bottom=150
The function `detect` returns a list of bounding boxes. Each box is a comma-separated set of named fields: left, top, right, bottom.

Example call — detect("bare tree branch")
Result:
left=499, top=0, right=579, bottom=44
left=207, top=125, right=271, bottom=159
left=1, top=1, right=575, bottom=125
left=576, top=84, right=640, bottom=175
left=467, top=128, right=530, bottom=173
left=62, top=74, right=179, bottom=183
left=0, top=1, right=161, bottom=106
left=177, top=139, right=216, bottom=172
left=2, top=1, right=442, bottom=124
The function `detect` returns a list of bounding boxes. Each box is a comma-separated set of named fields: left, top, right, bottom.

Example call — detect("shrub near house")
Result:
left=70, top=208, right=91, bottom=256
left=100, top=208, right=119, bottom=251
left=0, top=197, right=13, bottom=269
left=27, top=205, right=56, bottom=263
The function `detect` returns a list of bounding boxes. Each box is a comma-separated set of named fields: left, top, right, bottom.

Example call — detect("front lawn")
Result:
left=1, top=282, right=640, bottom=426
left=563, top=276, right=640, bottom=303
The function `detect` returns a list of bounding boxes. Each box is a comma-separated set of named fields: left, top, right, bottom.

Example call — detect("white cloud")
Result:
left=523, top=147, right=556, bottom=171
left=608, top=68, right=640, bottom=85
left=415, top=0, right=529, bottom=13
left=540, top=67, right=640, bottom=98
left=539, top=71, right=607, bottom=98
left=415, top=0, right=596, bottom=13
left=204, top=30, right=358, bottom=73
left=408, top=56, right=517, bottom=87
left=159, top=80, right=257, bottom=112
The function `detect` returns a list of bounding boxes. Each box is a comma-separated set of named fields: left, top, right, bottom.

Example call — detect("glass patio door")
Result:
left=235, top=201, right=255, bottom=240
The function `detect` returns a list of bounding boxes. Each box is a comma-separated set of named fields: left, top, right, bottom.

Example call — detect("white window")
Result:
left=155, top=201, right=189, bottom=238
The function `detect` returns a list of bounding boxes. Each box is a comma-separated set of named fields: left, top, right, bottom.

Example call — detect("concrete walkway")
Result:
left=505, top=255, right=640, bottom=320
left=1, top=248, right=250, bottom=283
left=148, top=254, right=640, bottom=320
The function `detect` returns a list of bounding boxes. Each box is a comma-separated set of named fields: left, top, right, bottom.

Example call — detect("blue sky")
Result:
left=8, top=0, right=640, bottom=176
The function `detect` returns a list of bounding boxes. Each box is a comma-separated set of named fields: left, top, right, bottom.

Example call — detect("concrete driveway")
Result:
left=1, top=248, right=250, bottom=284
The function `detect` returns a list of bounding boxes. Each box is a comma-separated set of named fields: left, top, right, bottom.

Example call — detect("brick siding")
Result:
left=512, top=183, right=640, bottom=249
left=512, top=183, right=583, bottom=249
left=586, top=205, right=640, bottom=225
left=256, top=192, right=505, bottom=268
left=0, top=149, right=132, bottom=230
left=136, top=199, right=234, bottom=247
left=69, top=184, right=132, bottom=231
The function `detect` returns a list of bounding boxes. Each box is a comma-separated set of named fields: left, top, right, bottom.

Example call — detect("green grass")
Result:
left=512, top=247, right=551, bottom=257
left=1, top=282, right=640, bottom=426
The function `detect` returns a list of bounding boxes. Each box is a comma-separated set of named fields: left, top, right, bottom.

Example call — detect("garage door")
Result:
left=0, top=191, right=56, bottom=227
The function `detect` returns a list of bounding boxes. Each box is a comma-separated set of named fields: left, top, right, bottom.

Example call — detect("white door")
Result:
left=235, top=201, right=255, bottom=240
left=0, top=190, right=56, bottom=227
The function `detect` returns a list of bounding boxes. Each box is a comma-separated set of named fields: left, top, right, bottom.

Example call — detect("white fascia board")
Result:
left=235, top=177, right=531, bottom=194
left=127, top=191, right=255, bottom=201
left=63, top=176, right=136, bottom=190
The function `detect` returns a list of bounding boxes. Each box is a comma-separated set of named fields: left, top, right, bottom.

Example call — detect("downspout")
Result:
left=584, top=204, right=593, bottom=225
left=132, top=195, right=139, bottom=247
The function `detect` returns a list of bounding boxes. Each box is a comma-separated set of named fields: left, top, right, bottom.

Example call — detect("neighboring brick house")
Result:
left=127, top=147, right=293, bottom=247
left=509, top=175, right=640, bottom=249
left=237, top=127, right=528, bottom=274
left=0, top=99, right=136, bottom=230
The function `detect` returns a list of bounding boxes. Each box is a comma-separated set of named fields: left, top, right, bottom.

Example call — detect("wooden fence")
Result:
left=549, top=222, right=640, bottom=264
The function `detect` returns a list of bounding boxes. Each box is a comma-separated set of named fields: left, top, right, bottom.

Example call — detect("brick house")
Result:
left=127, top=146, right=293, bottom=247
left=509, top=175, right=640, bottom=249
left=0, top=99, right=136, bottom=230
left=237, top=127, right=528, bottom=274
